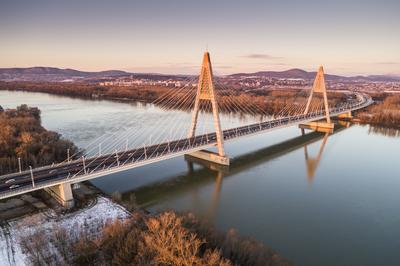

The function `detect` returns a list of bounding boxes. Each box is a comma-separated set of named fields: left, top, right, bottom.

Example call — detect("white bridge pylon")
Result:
left=187, top=52, right=230, bottom=165
left=304, top=66, right=331, bottom=124
left=300, top=66, right=335, bottom=133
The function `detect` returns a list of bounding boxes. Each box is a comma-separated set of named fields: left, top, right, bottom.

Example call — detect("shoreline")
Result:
left=0, top=194, right=131, bottom=266
left=0, top=181, right=291, bottom=266
left=0, top=182, right=133, bottom=265
left=2, top=87, right=398, bottom=130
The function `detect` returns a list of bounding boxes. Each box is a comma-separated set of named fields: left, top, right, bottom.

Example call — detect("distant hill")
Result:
left=230, top=69, right=318, bottom=79
left=0, top=67, right=192, bottom=82
left=355, top=75, right=400, bottom=82
left=0, top=67, right=132, bottom=82
left=229, top=68, right=400, bottom=82
left=0, top=66, right=398, bottom=82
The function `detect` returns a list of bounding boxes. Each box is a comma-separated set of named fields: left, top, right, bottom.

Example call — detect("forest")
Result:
left=0, top=104, right=79, bottom=175
left=0, top=81, right=169, bottom=102
left=356, top=94, right=400, bottom=128
left=20, top=210, right=290, bottom=266
left=0, top=81, right=346, bottom=116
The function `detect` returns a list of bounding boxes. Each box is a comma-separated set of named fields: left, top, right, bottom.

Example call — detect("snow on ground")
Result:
left=0, top=197, right=130, bottom=266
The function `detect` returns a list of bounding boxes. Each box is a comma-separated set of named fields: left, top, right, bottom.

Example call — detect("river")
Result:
left=1, top=90, right=399, bottom=266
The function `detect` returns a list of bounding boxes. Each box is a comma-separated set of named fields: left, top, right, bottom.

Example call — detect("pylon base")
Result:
left=185, top=150, right=230, bottom=166
left=338, top=111, right=353, bottom=120
left=338, top=120, right=351, bottom=128
left=299, top=122, right=334, bottom=133
left=185, top=155, right=229, bottom=173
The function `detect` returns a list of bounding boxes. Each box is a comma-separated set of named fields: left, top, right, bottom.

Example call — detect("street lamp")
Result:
left=18, top=157, right=22, bottom=173
left=29, top=166, right=35, bottom=187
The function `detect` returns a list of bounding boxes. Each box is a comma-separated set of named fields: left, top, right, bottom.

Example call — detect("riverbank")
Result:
left=0, top=184, right=290, bottom=266
left=0, top=80, right=172, bottom=105
left=0, top=180, right=103, bottom=218
left=0, top=81, right=347, bottom=115
left=355, top=94, right=400, bottom=128
left=0, top=195, right=131, bottom=266
left=1, top=154, right=290, bottom=265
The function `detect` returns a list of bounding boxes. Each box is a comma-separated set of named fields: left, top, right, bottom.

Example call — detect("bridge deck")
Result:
left=0, top=93, right=373, bottom=200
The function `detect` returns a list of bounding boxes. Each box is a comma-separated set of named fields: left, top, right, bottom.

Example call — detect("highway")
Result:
left=0, top=92, right=372, bottom=197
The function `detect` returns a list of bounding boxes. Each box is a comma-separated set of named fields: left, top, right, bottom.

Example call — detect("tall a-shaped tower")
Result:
left=189, top=52, right=225, bottom=156
left=300, top=66, right=334, bottom=133
left=186, top=52, right=229, bottom=165
left=304, top=66, right=331, bottom=123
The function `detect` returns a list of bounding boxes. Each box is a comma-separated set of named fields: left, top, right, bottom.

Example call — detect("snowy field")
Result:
left=0, top=197, right=130, bottom=266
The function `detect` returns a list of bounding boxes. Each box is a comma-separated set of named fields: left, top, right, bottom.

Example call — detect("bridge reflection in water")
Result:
left=119, top=124, right=347, bottom=220
left=302, top=129, right=329, bottom=185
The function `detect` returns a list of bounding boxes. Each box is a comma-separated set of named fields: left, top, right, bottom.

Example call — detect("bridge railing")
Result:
left=0, top=92, right=373, bottom=199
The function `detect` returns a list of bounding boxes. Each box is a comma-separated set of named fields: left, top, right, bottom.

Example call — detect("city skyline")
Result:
left=1, top=0, right=399, bottom=76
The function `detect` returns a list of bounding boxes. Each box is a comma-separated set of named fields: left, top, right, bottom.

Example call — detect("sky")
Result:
left=0, top=0, right=399, bottom=76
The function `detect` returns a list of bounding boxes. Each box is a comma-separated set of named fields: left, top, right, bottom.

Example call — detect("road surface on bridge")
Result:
left=0, top=92, right=372, bottom=199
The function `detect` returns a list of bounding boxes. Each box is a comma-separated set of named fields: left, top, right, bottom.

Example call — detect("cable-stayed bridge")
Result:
left=0, top=52, right=373, bottom=207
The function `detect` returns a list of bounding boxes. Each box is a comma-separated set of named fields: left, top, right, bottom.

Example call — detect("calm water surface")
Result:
left=1, top=90, right=400, bottom=266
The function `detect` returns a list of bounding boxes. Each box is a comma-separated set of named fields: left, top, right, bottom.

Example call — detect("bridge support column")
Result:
left=299, top=122, right=334, bottom=133
left=338, top=111, right=353, bottom=120
left=185, top=150, right=230, bottom=166
left=45, top=183, right=74, bottom=208
left=338, top=120, right=351, bottom=128
left=300, top=66, right=335, bottom=133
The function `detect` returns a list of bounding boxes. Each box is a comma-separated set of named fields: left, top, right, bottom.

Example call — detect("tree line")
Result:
left=0, top=81, right=346, bottom=116
left=20, top=210, right=290, bottom=266
left=0, top=104, right=79, bottom=175
left=356, top=93, right=400, bottom=128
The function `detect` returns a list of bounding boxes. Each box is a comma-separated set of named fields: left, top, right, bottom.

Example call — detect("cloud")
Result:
left=214, top=65, right=233, bottom=69
left=375, top=62, right=399, bottom=65
left=269, top=62, right=289, bottom=66
left=241, top=54, right=283, bottom=60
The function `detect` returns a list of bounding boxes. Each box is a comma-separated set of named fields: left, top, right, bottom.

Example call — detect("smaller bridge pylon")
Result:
left=187, top=52, right=229, bottom=166
left=338, top=111, right=353, bottom=121
left=338, top=120, right=351, bottom=128
left=300, top=66, right=335, bottom=133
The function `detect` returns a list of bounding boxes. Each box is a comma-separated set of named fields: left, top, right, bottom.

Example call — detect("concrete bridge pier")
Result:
left=338, top=111, right=353, bottom=120
left=45, top=183, right=74, bottom=208
left=299, top=121, right=334, bottom=133
left=186, top=150, right=230, bottom=166
left=338, top=120, right=351, bottom=128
